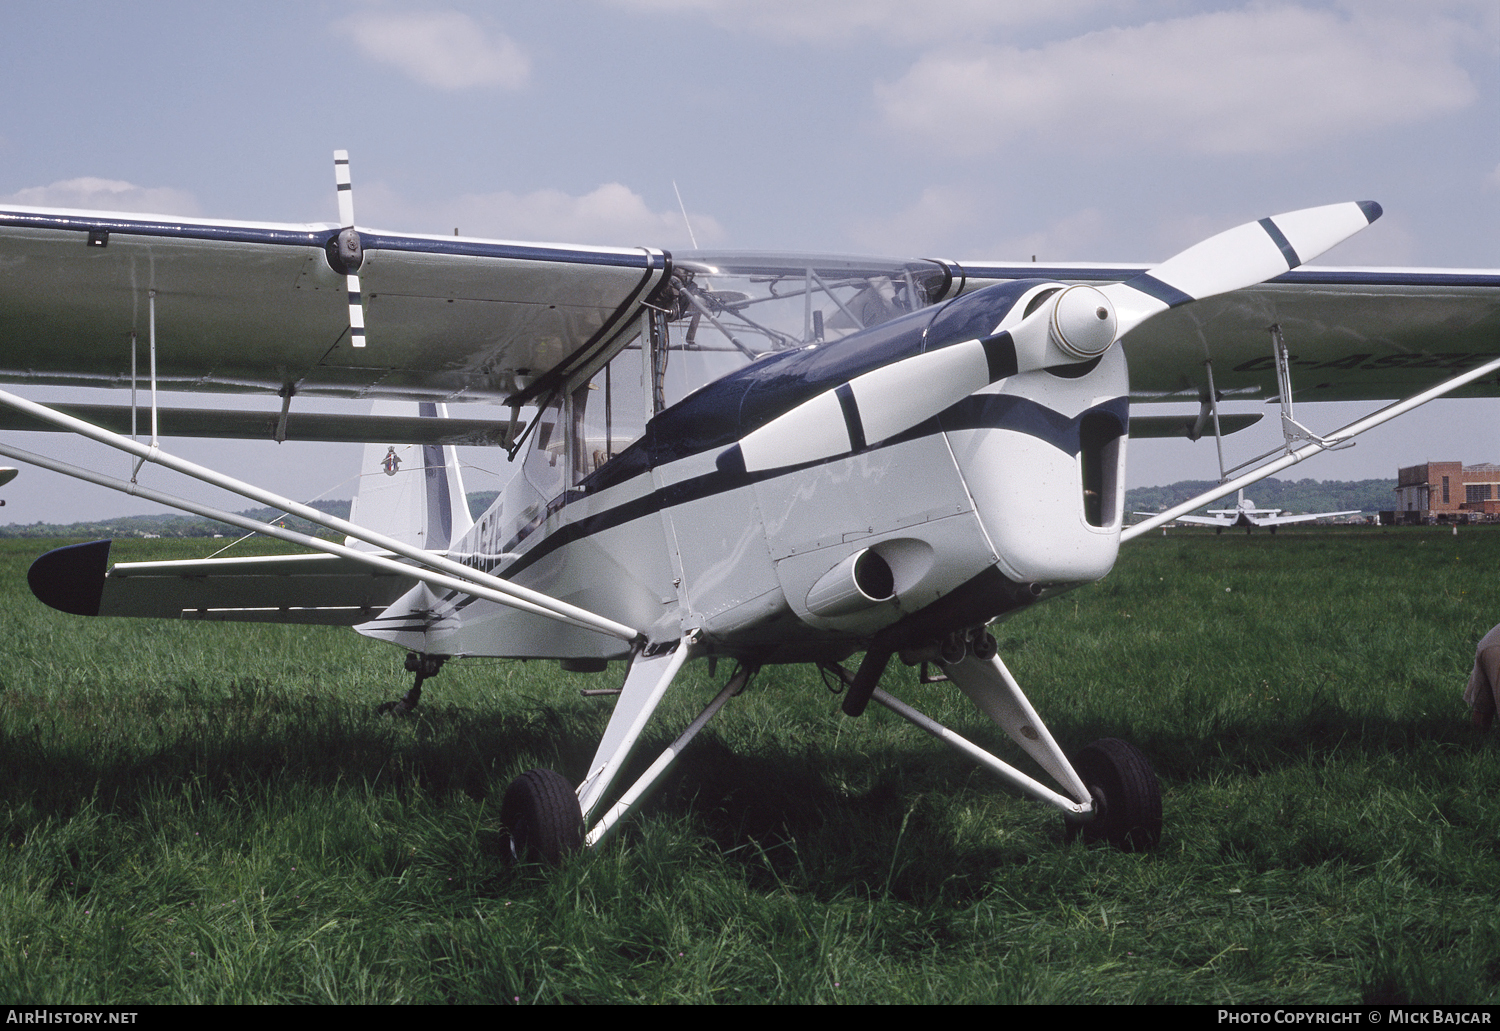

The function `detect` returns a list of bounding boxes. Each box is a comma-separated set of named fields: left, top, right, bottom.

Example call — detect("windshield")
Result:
left=654, top=253, right=952, bottom=409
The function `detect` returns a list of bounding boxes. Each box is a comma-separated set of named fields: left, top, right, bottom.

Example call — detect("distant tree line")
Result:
left=0, top=498, right=357, bottom=540
left=0, top=493, right=514, bottom=540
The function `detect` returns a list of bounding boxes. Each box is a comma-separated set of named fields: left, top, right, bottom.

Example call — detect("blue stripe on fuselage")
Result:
left=586, top=279, right=1050, bottom=488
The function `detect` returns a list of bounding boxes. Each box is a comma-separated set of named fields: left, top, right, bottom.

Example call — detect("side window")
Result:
left=571, top=339, right=647, bottom=485
left=522, top=394, right=566, bottom=501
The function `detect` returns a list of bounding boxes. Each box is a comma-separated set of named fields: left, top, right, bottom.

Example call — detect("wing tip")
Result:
left=1358, top=200, right=1382, bottom=224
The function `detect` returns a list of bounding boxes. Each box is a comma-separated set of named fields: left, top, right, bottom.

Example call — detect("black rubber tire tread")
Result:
left=1070, top=737, right=1162, bottom=852
left=501, top=768, right=584, bottom=865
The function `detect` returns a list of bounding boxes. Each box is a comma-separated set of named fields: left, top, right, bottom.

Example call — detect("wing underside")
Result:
left=0, top=206, right=670, bottom=406
left=0, top=205, right=1495, bottom=428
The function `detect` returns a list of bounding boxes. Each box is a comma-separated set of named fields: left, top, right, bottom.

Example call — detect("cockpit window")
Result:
left=570, top=336, right=648, bottom=485
left=652, top=254, right=950, bottom=410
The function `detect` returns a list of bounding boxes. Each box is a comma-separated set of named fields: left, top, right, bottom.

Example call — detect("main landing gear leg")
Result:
left=836, top=641, right=1161, bottom=851
left=942, top=650, right=1160, bottom=850
left=379, top=652, right=446, bottom=716
left=500, top=632, right=756, bottom=863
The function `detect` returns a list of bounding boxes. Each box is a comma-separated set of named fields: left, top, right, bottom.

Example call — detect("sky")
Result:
left=0, top=0, right=1496, bottom=525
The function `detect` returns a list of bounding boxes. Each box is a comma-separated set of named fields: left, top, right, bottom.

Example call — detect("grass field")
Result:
left=0, top=527, right=1496, bottom=1004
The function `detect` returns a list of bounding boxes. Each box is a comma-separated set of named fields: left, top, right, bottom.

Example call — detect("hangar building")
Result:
left=1391, top=462, right=1500, bottom=523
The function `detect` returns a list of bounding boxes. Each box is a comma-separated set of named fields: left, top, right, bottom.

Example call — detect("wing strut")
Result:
left=822, top=656, right=1094, bottom=817
left=1269, top=324, right=1352, bottom=457
left=129, top=289, right=161, bottom=483
left=0, top=389, right=643, bottom=644
left=576, top=635, right=698, bottom=822
left=584, top=660, right=755, bottom=849
left=1124, top=348, right=1500, bottom=541
left=1203, top=358, right=1228, bottom=481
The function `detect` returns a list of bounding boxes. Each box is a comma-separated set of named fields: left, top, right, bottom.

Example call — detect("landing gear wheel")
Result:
left=501, top=769, right=584, bottom=865
left=940, top=632, right=968, bottom=665
left=1065, top=738, right=1161, bottom=851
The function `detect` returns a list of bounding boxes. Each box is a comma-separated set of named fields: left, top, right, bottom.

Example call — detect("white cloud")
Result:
left=975, top=208, right=1111, bottom=263
left=877, top=6, right=1478, bottom=156
left=1311, top=210, right=1416, bottom=266
left=848, top=186, right=982, bottom=255
left=609, top=0, right=1123, bottom=44
left=0, top=177, right=200, bottom=214
left=362, top=181, right=724, bottom=249
left=334, top=10, right=529, bottom=90
left=849, top=189, right=1115, bottom=261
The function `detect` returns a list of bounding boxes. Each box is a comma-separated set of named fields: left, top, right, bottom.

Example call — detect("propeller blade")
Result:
left=334, top=149, right=356, bottom=226
left=333, top=150, right=367, bottom=348
left=1100, top=200, right=1381, bottom=337
left=718, top=200, right=1381, bottom=476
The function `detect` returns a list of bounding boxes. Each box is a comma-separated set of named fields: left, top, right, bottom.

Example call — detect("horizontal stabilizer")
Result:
left=1253, top=510, right=1361, bottom=526
left=0, top=403, right=512, bottom=447
left=28, top=543, right=416, bottom=625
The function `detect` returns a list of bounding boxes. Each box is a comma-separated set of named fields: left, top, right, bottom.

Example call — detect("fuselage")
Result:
left=365, top=267, right=1130, bottom=664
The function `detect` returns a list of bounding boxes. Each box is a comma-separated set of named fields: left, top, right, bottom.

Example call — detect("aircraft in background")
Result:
left=1142, top=489, right=1361, bottom=534
left=1, top=153, right=1497, bottom=864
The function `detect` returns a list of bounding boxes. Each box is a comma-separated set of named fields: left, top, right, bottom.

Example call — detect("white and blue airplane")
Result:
left=1, top=154, right=1497, bottom=862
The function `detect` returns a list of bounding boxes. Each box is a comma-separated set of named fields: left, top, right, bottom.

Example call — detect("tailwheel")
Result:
left=501, top=769, right=584, bottom=865
left=1066, top=738, right=1161, bottom=851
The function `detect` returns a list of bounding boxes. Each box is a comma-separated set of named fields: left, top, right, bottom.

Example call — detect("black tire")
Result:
left=501, top=769, right=584, bottom=865
left=1066, top=738, right=1161, bottom=851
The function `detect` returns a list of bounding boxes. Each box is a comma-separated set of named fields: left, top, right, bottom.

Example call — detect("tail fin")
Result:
left=347, top=401, right=473, bottom=552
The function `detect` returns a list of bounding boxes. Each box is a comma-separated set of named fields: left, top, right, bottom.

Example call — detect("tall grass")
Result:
left=0, top=528, right=1495, bottom=1003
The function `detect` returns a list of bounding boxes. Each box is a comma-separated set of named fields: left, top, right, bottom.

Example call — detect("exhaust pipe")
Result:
left=805, top=548, right=895, bottom=618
